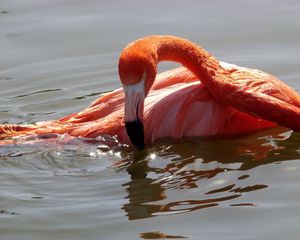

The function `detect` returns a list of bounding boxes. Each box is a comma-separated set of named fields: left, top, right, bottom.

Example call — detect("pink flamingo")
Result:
left=1, top=35, right=300, bottom=149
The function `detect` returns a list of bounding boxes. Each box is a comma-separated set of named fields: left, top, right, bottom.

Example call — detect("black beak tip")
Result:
left=125, top=120, right=145, bottom=150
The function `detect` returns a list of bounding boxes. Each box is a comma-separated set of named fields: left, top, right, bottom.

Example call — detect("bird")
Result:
left=119, top=35, right=300, bottom=149
left=1, top=35, right=300, bottom=149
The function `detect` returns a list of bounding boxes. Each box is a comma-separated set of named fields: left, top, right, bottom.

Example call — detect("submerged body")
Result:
left=0, top=63, right=277, bottom=145
left=1, top=35, right=300, bottom=147
left=119, top=35, right=300, bottom=148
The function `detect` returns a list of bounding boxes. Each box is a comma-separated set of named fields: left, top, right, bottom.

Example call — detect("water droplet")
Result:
left=150, top=153, right=156, bottom=160
left=89, top=152, right=96, bottom=157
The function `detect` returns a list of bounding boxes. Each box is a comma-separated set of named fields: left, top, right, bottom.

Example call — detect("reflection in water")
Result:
left=120, top=128, right=300, bottom=220
left=139, top=231, right=187, bottom=239
left=122, top=156, right=241, bottom=220
left=122, top=156, right=167, bottom=220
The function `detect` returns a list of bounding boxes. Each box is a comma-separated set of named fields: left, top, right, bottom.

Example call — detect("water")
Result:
left=1, top=0, right=300, bottom=239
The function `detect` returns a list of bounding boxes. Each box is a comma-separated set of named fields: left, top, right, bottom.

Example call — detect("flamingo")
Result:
left=1, top=35, right=300, bottom=149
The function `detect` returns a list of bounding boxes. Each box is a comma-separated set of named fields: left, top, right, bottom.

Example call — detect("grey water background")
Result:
left=1, top=0, right=300, bottom=239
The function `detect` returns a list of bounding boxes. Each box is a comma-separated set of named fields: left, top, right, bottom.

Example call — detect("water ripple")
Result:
left=8, top=89, right=62, bottom=99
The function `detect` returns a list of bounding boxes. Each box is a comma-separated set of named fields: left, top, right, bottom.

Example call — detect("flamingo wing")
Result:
left=0, top=66, right=280, bottom=145
left=144, top=67, right=276, bottom=144
left=216, top=62, right=300, bottom=131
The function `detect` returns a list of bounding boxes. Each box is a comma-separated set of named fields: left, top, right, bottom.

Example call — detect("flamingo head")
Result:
left=118, top=43, right=157, bottom=149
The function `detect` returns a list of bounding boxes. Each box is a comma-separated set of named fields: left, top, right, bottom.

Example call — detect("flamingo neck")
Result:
left=155, top=35, right=220, bottom=85
left=119, top=35, right=223, bottom=96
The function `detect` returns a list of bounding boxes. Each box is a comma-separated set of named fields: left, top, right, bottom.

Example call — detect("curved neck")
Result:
left=156, top=35, right=220, bottom=82
left=149, top=36, right=222, bottom=92
left=119, top=35, right=223, bottom=96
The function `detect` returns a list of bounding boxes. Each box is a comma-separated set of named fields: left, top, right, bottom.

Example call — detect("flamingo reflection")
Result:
left=120, top=128, right=300, bottom=220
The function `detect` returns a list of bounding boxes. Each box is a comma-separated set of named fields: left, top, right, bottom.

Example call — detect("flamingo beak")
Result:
left=123, top=83, right=145, bottom=150
left=125, top=116, right=144, bottom=150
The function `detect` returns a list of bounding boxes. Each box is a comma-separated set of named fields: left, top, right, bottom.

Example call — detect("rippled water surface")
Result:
left=1, top=1, right=300, bottom=239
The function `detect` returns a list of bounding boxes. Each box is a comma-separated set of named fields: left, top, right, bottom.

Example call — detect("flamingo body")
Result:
left=1, top=35, right=299, bottom=147
left=0, top=63, right=277, bottom=145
